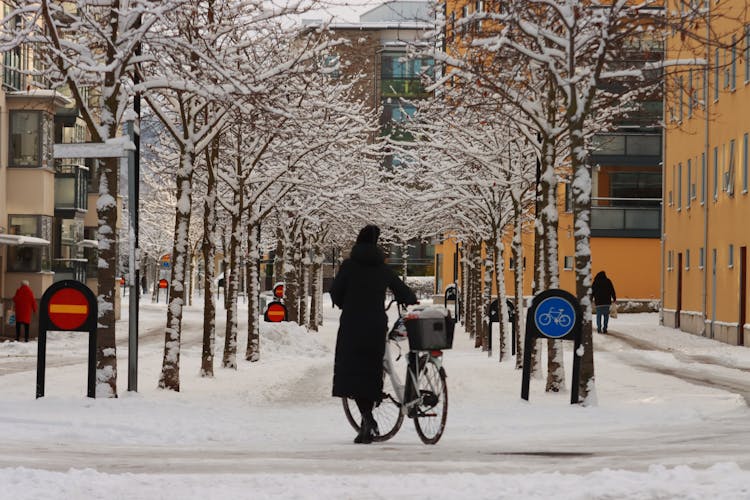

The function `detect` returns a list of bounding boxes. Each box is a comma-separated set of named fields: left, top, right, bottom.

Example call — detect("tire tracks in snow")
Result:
left=599, top=330, right=750, bottom=405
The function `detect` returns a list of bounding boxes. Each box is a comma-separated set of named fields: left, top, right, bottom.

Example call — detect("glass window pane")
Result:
left=10, top=111, right=40, bottom=167
left=7, top=215, right=41, bottom=272
left=626, top=135, right=661, bottom=156
left=592, top=134, right=625, bottom=155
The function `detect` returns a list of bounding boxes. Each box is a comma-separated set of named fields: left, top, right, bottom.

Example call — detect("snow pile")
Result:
left=259, top=321, right=329, bottom=358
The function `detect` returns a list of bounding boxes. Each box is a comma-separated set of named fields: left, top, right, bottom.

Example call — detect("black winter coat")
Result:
left=591, top=275, right=616, bottom=306
left=330, top=243, right=417, bottom=401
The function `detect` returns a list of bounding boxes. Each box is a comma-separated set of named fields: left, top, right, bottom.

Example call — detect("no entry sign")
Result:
left=264, top=301, right=287, bottom=322
left=37, top=280, right=98, bottom=399
left=47, top=287, right=90, bottom=331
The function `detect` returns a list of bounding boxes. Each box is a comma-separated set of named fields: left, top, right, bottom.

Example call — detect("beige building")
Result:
left=0, top=20, right=103, bottom=338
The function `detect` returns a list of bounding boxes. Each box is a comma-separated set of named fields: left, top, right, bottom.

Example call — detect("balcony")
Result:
left=54, top=163, right=89, bottom=213
left=591, top=197, right=661, bottom=238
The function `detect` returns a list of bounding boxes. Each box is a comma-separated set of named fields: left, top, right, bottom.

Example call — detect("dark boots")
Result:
left=354, top=413, right=378, bottom=444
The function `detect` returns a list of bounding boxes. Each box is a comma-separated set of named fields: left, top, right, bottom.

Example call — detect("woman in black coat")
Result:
left=591, top=271, right=617, bottom=334
left=329, top=225, right=417, bottom=444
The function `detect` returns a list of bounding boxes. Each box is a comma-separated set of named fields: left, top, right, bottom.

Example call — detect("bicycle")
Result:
left=538, top=307, right=572, bottom=328
left=342, top=300, right=451, bottom=445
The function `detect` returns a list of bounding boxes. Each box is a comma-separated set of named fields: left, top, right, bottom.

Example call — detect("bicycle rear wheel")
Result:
left=412, top=356, right=448, bottom=445
left=342, top=373, right=404, bottom=442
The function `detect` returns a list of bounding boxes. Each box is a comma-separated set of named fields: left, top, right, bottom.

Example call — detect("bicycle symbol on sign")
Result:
left=537, top=307, right=572, bottom=328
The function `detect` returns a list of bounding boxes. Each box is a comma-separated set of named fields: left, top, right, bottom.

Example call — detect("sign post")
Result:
left=36, top=280, right=98, bottom=399
left=521, top=289, right=583, bottom=404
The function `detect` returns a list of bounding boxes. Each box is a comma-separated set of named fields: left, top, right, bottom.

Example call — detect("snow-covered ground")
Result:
left=1, top=296, right=750, bottom=499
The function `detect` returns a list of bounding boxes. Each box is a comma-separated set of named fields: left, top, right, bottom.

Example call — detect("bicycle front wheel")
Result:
left=412, top=356, right=448, bottom=445
left=342, top=373, right=404, bottom=442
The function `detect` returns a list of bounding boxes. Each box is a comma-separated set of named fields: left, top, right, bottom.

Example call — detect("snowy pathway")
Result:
left=1, top=302, right=750, bottom=498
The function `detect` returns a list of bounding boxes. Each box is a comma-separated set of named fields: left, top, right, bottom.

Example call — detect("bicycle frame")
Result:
left=383, top=332, right=444, bottom=415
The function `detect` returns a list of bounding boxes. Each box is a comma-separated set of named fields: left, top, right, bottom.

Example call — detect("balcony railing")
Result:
left=591, top=197, right=661, bottom=238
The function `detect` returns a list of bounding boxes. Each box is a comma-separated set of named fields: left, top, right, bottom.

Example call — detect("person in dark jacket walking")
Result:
left=12, top=280, right=37, bottom=342
left=330, top=225, right=417, bottom=444
left=591, top=271, right=616, bottom=334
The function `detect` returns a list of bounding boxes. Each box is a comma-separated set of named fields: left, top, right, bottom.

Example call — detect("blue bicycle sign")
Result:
left=534, top=296, right=576, bottom=338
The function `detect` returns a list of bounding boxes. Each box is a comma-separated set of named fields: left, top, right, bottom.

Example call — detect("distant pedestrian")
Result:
left=141, top=275, right=148, bottom=296
left=12, top=280, right=37, bottom=342
left=591, top=271, right=616, bottom=334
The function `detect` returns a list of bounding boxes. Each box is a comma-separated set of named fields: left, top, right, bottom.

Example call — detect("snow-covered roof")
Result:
left=6, top=89, right=72, bottom=106
left=359, top=1, right=431, bottom=23
left=0, top=234, right=50, bottom=247
left=303, top=1, right=432, bottom=31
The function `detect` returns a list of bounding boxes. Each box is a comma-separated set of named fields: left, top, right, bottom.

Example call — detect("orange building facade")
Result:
left=662, top=0, right=750, bottom=344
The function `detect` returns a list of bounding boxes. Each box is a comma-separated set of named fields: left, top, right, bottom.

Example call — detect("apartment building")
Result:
left=662, top=0, right=750, bottom=344
left=305, top=0, right=437, bottom=276
left=433, top=0, right=664, bottom=302
left=0, top=8, right=100, bottom=338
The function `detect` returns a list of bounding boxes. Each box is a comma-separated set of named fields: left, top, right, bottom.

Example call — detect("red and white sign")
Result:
left=265, top=302, right=286, bottom=322
left=47, top=288, right=90, bottom=331
left=159, top=279, right=169, bottom=289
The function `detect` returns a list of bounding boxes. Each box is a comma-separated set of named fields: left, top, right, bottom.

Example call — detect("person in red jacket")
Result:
left=12, top=280, right=37, bottom=342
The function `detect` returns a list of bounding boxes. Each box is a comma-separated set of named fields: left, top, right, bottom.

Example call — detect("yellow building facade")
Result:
left=663, top=0, right=750, bottom=344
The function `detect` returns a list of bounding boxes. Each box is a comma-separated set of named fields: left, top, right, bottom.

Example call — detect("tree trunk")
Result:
left=511, top=191, right=525, bottom=370
left=473, top=245, right=483, bottom=349
left=283, top=229, right=299, bottom=324
left=308, top=244, right=323, bottom=332
left=273, top=229, right=284, bottom=285
left=222, top=194, right=242, bottom=369
left=246, top=222, right=261, bottom=362
left=95, top=156, right=119, bottom=397
left=159, top=151, right=195, bottom=391
left=493, top=236, right=508, bottom=362
left=482, top=241, right=493, bottom=352
left=541, top=138, right=565, bottom=393
left=298, top=233, right=308, bottom=327
left=200, top=145, right=217, bottom=377
left=572, top=125, right=595, bottom=405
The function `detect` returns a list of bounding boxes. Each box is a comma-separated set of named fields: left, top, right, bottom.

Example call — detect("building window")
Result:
left=321, top=55, right=340, bottom=79
left=563, top=256, right=574, bottom=270
left=685, top=159, right=695, bottom=208
left=9, top=111, right=42, bottom=168
left=685, top=249, right=691, bottom=270
left=6, top=215, right=51, bottom=272
left=726, top=139, right=736, bottom=195
left=688, top=69, right=693, bottom=118
left=714, top=48, right=720, bottom=101
left=743, top=133, right=749, bottom=193
left=724, top=47, right=730, bottom=89
left=668, top=250, right=673, bottom=271
left=678, top=75, right=684, bottom=122
left=564, top=183, right=573, bottom=213
left=713, top=146, right=719, bottom=200
left=729, top=244, right=735, bottom=268
left=475, top=0, right=484, bottom=31
left=729, top=35, right=737, bottom=90
left=699, top=247, right=705, bottom=269
left=677, top=162, right=683, bottom=210
left=701, top=152, right=706, bottom=203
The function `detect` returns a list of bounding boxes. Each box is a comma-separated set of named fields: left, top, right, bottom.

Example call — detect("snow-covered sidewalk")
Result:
left=0, top=299, right=749, bottom=499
